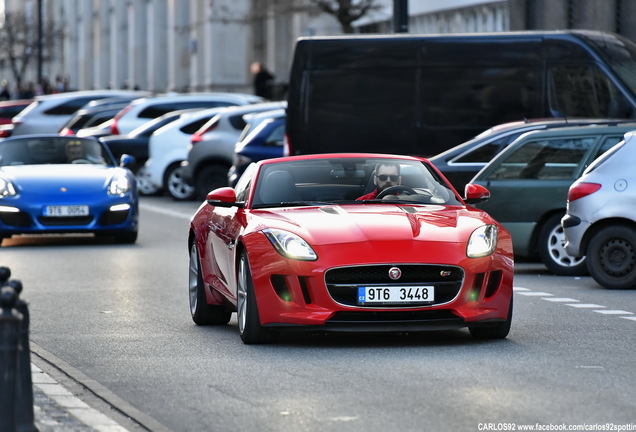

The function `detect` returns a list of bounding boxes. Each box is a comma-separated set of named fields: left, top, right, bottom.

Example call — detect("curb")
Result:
left=30, top=342, right=171, bottom=432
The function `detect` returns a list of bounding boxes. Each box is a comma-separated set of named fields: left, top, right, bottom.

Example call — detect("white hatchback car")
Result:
left=563, top=129, right=636, bottom=289
left=110, top=93, right=264, bottom=136
left=144, top=107, right=229, bottom=200
left=11, top=90, right=149, bottom=135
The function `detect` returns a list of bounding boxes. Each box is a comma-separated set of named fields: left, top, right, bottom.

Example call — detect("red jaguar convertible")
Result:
left=188, top=154, right=513, bottom=343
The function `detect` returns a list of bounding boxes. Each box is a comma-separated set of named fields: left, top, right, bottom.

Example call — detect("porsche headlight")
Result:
left=467, top=224, right=498, bottom=258
left=108, top=174, right=131, bottom=195
left=263, top=228, right=317, bottom=261
left=0, top=177, right=17, bottom=197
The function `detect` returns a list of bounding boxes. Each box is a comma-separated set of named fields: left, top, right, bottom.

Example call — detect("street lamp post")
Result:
left=393, top=0, right=408, bottom=33
left=37, top=0, right=43, bottom=85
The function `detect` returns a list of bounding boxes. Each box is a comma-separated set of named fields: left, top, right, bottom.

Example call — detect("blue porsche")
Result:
left=0, top=135, right=138, bottom=245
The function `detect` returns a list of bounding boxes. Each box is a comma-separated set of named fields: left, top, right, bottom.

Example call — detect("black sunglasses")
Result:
left=376, top=174, right=399, bottom=181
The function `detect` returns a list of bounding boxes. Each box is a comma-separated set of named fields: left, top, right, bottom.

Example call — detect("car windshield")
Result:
left=0, top=137, right=114, bottom=166
left=251, top=157, right=462, bottom=208
left=585, top=33, right=636, bottom=98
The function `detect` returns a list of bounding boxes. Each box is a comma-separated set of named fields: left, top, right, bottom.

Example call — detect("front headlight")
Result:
left=108, top=174, right=131, bottom=195
left=467, top=224, right=498, bottom=258
left=0, top=177, right=17, bottom=197
left=263, top=228, right=317, bottom=261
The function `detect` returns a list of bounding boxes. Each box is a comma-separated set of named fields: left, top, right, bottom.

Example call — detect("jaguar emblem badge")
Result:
left=388, top=267, right=402, bottom=280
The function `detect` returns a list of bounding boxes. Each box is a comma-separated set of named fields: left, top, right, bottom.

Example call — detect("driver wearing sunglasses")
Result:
left=357, top=162, right=402, bottom=200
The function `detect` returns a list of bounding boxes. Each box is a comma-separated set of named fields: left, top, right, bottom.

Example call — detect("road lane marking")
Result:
left=516, top=291, right=554, bottom=296
left=514, top=286, right=636, bottom=320
left=566, top=303, right=605, bottom=308
left=543, top=298, right=579, bottom=302
left=594, top=310, right=634, bottom=315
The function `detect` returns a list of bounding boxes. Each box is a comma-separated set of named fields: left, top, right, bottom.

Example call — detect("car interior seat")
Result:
left=259, top=170, right=299, bottom=203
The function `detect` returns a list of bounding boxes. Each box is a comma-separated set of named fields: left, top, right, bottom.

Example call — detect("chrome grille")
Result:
left=325, top=264, right=464, bottom=307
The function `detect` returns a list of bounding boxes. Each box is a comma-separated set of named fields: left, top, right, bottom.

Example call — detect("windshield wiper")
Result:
left=253, top=201, right=334, bottom=209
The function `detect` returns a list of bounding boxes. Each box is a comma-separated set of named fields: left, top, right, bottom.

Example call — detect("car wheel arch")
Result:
left=534, top=210, right=588, bottom=275
left=586, top=223, right=636, bottom=289
left=581, top=218, right=636, bottom=255
left=162, top=160, right=185, bottom=186
left=193, top=159, right=232, bottom=198
left=529, top=209, right=567, bottom=256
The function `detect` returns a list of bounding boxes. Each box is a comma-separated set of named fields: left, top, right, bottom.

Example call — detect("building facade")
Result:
left=0, top=0, right=634, bottom=98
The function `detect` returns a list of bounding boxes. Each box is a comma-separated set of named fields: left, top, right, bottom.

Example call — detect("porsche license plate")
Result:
left=358, top=286, right=434, bottom=304
left=45, top=205, right=90, bottom=217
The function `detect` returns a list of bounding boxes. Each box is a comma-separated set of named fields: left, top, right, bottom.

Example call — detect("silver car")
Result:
left=563, top=129, right=636, bottom=289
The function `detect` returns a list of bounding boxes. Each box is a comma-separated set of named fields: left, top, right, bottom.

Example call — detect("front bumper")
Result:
left=0, top=198, right=138, bottom=236
left=244, top=237, right=514, bottom=330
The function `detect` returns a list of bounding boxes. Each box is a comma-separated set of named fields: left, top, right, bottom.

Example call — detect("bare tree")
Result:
left=308, top=0, right=384, bottom=33
left=0, top=11, right=35, bottom=91
left=0, top=10, right=60, bottom=94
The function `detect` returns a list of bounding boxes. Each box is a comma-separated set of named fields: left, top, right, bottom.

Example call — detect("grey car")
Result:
left=470, top=124, right=636, bottom=276
left=563, top=129, right=636, bottom=289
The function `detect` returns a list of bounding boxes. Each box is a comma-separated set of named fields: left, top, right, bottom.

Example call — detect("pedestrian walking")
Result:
left=251, top=62, right=275, bottom=99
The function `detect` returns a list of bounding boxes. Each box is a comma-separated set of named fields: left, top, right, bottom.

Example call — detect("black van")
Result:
left=286, top=30, right=636, bottom=157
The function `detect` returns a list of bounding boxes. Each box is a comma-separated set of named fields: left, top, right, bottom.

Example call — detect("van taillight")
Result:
left=59, top=127, right=74, bottom=136
left=568, top=182, right=601, bottom=202
left=111, top=104, right=133, bottom=135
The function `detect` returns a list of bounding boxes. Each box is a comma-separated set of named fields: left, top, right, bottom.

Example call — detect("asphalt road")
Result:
left=2, top=196, right=636, bottom=432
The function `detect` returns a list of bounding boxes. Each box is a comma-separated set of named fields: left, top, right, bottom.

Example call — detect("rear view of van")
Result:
left=286, top=30, right=636, bottom=157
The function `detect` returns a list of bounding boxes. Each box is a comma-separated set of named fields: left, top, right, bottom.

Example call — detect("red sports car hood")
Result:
left=253, top=203, right=493, bottom=245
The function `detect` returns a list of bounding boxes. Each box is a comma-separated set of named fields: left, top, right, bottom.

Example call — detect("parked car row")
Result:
left=1, top=89, right=276, bottom=198
left=3, top=89, right=636, bottom=290
left=468, top=123, right=635, bottom=276
left=428, top=119, right=636, bottom=290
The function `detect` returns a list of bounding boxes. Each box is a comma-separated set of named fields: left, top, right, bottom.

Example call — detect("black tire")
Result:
left=586, top=225, right=636, bottom=290
left=188, top=242, right=232, bottom=325
left=195, top=164, right=230, bottom=199
left=538, top=213, right=587, bottom=276
left=236, top=252, right=276, bottom=344
left=469, top=296, right=513, bottom=339
left=114, top=231, right=138, bottom=244
left=165, top=164, right=196, bottom=201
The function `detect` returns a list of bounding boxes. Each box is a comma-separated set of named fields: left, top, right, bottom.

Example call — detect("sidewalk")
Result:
left=31, top=363, right=130, bottom=432
left=26, top=342, right=173, bottom=432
